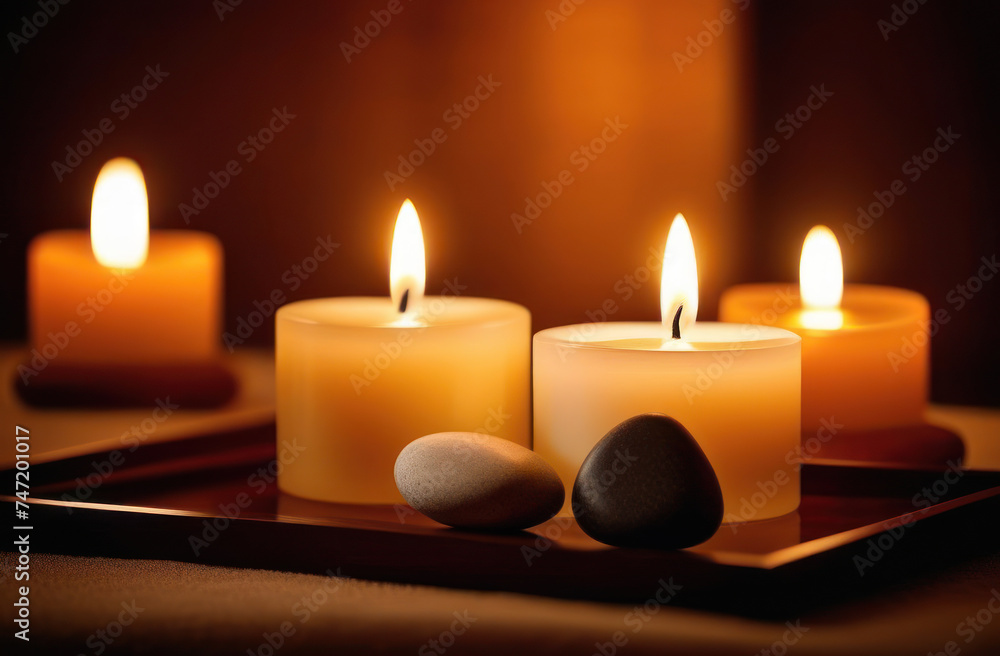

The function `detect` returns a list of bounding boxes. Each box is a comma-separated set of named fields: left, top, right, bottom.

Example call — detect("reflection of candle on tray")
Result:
left=276, top=200, right=531, bottom=505
left=720, top=225, right=930, bottom=432
left=27, top=158, right=222, bottom=367
left=533, top=214, right=801, bottom=521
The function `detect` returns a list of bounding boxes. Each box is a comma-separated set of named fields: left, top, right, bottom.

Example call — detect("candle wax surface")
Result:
left=28, top=230, right=222, bottom=364
left=277, top=296, right=531, bottom=505
left=720, top=284, right=929, bottom=432
left=534, top=322, right=801, bottom=523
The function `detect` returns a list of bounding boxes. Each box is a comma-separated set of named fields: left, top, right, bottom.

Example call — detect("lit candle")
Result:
left=276, top=199, right=531, bottom=505
left=533, top=215, right=801, bottom=521
left=27, top=158, right=222, bottom=367
left=719, top=225, right=930, bottom=432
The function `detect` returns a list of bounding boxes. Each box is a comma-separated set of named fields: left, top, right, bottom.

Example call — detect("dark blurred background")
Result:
left=1, top=0, right=997, bottom=406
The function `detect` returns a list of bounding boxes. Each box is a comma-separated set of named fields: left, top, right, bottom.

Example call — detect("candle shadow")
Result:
left=12, top=357, right=239, bottom=408
left=806, top=422, right=965, bottom=468
left=441, top=526, right=538, bottom=539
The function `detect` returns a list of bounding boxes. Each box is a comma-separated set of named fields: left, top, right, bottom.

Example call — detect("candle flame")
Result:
left=90, top=158, right=149, bottom=269
left=660, top=213, right=698, bottom=339
left=389, top=199, right=425, bottom=316
left=799, top=225, right=844, bottom=329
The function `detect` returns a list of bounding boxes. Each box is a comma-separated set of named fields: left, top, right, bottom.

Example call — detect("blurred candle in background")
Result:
left=28, top=158, right=222, bottom=366
left=719, top=225, right=930, bottom=432
left=276, top=200, right=531, bottom=505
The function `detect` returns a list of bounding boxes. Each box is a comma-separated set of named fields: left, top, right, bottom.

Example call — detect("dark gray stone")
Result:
left=572, top=413, right=723, bottom=549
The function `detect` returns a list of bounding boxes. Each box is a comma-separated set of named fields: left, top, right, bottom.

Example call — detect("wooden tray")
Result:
left=5, top=422, right=1000, bottom=618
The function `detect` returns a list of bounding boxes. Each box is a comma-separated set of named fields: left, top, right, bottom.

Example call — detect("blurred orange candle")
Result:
left=719, top=226, right=930, bottom=433
left=28, top=158, right=222, bottom=366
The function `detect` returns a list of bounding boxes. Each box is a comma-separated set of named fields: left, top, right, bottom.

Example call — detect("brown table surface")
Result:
left=3, top=404, right=999, bottom=655
left=2, top=549, right=999, bottom=655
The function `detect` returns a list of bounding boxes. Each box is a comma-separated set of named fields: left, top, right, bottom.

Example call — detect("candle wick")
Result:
left=671, top=305, right=683, bottom=340
left=398, top=288, right=410, bottom=314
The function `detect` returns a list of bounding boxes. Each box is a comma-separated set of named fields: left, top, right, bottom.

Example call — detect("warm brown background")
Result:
left=1, top=0, right=997, bottom=406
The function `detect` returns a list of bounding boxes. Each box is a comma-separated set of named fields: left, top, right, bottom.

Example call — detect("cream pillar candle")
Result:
left=533, top=215, right=802, bottom=523
left=277, top=200, right=531, bottom=504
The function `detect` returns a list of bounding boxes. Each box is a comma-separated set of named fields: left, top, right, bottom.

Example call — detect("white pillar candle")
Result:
left=533, top=215, right=801, bottom=522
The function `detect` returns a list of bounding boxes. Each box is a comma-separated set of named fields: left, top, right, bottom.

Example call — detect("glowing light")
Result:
left=799, top=225, right=844, bottom=329
left=389, top=199, right=426, bottom=317
left=90, top=158, right=149, bottom=269
left=660, top=213, right=698, bottom=340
